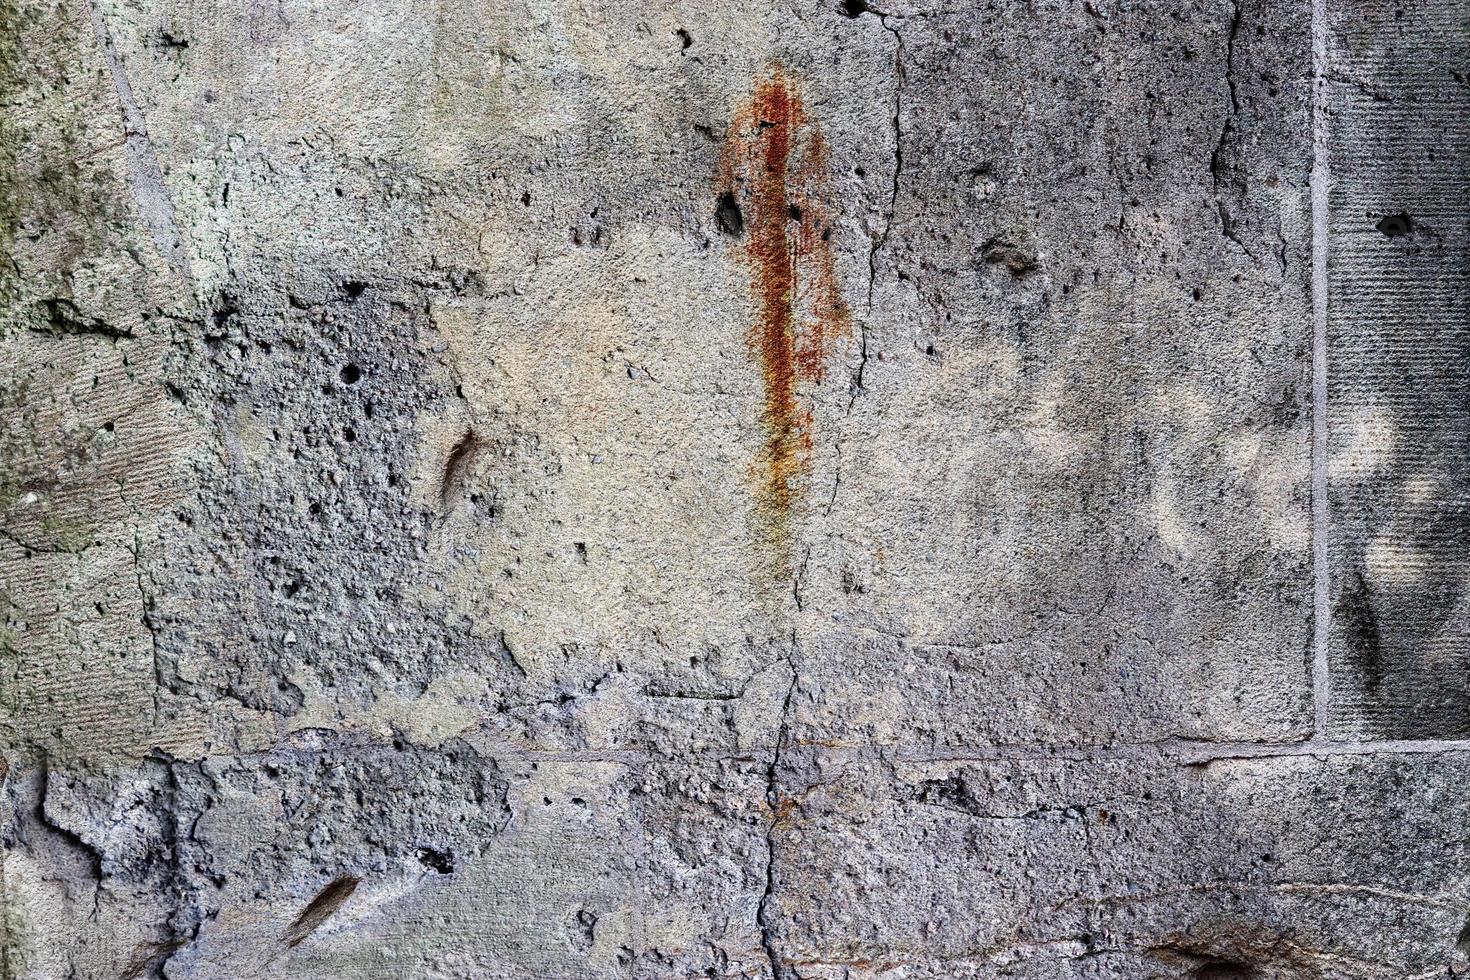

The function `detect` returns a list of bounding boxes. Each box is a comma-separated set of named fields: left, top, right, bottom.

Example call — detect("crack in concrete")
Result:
left=1210, top=0, right=1257, bottom=261
left=851, top=10, right=905, bottom=415
left=150, top=751, right=200, bottom=974
left=1209, top=0, right=1243, bottom=188
left=791, top=545, right=811, bottom=612
left=125, top=530, right=165, bottom=725
left=33, top=755, right=105, bottom=923
left=756, top=645, right=798, bottom=980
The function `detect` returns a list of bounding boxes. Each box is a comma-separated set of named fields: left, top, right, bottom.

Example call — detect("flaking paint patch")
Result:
left=717, top=65, right=849, bottom=545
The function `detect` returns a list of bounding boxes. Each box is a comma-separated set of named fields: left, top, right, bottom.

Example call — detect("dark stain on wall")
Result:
left=1336, top=569, right=1384, bottom=694
left=284, top=875, right=360, bottom=947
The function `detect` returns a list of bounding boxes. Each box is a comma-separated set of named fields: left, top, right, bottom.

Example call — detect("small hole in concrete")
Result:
left=1375, top=212, right=1413, bottom=237
left=415, top=847, right=455, bottom=874
left=716, top=192, right=744, bottom=236
left=340, top=364, right=362, bottom=385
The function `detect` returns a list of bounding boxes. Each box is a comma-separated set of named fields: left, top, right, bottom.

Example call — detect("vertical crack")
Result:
left=867, top=12, right=905, bottom=311
left=756, top=642, right=798, bottom=980
left=824, top=442, right=843, bottom=518
left=1209, top=0, right=1243, bottom=185
left=36, top=757, right=105, bottom=883
left=33, top=754, right=105, bottom=920
left=1210, top=0, right=1255, bottom=260
left=127, top=530, right=163, bottom=725
left=851, top=12, right=905, bottom=414
left=152, top=752, right=197, bottom=975
left=792, top=545, right=811, bottom=611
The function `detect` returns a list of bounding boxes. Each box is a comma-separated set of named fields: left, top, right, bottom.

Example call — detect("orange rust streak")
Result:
left=718, top=67, right=849, bottom=524
left=748, top=76, right=802, bottom=515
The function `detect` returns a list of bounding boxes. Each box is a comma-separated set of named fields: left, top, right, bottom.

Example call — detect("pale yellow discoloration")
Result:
left=1330, top=405, right=1397, bottom=482
left=1364, top=535, right=1433, bottom=587
left=407, top=224, right=792, bottom=744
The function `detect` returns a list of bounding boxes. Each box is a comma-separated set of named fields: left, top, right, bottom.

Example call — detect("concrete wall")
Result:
left=0, top=0, right=1466, bottom=976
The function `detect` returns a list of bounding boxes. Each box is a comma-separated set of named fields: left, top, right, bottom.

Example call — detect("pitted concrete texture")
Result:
left=1, top=0, right=1467, bottom=977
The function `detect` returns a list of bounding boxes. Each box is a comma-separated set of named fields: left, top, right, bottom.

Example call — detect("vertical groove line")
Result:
left=1311, top=0, right=1332, bottom=737
left=82, top=0, right=191, bottom=280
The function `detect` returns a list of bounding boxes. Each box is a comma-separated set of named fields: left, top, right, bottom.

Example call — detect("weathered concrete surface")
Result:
left=1325, top=0, right=1470, bottom=739
left=0, top=0, right=1466, bottom=976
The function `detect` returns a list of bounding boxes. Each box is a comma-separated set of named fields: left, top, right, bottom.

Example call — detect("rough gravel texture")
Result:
left=1, top=0, right=1467, bottom=977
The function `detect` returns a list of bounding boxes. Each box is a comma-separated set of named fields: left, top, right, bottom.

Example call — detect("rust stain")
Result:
left=770, top=796, right=798, bottom=824
left=717, top=65, right=849, bottom=534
